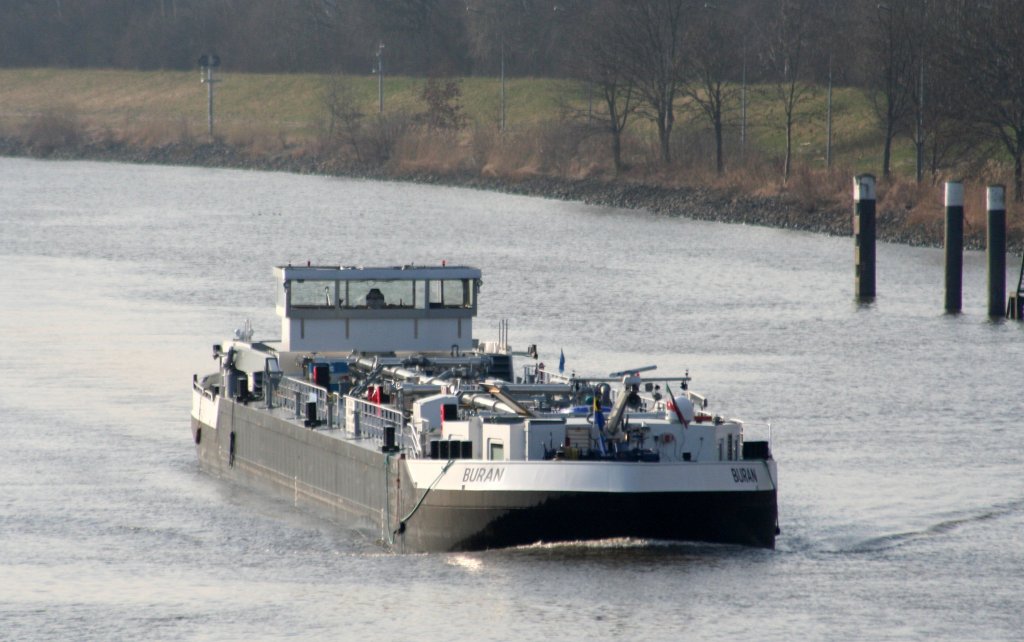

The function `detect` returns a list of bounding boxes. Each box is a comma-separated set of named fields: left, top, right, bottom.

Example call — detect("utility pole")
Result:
left=826, top=52, right=833, bottom=169
left=466, top=4, right=507, bottom=132
left=914, top=0, right=928, bottom=183
left=915, top=61, right=925, bottom=182
left=375, top=41, right=385, bottom=114
left=741, top=50, right=747, bottom=162
left=198, top=53, right=221, bottom=140
left=499, top=36, right=506, bottom=131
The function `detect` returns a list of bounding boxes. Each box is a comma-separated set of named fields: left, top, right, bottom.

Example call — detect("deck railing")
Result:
left=343, top=396, right=421, bottom=457
left=274, top=375, right=329, bottom=423
left=527, top=364, right=573, bottom=385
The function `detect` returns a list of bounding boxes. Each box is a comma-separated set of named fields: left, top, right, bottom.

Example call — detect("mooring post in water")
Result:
left=987, top=185, right=1006, bottom=318
left=853, top=174, right=876, bottom=300
left=944, top=181, right=964, bottom=313
left=1009, top=253, right=1024, bottom=320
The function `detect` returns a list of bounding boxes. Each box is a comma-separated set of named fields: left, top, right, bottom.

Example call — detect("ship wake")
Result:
left=844, top=498, right=1024, bottom=554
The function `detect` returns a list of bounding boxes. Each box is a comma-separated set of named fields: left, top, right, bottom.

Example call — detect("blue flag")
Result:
left=558, top=349, right=565, bottom=373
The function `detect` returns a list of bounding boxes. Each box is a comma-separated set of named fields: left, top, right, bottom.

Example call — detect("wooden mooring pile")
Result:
left=1008, top=256, right=1024, bottom=319
left=852, top=175, right=1024, bottom=319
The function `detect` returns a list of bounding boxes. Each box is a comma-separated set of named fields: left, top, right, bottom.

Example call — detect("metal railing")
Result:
left=193, top=378, right=216, bottom=401
left=525, top=364, right=573, bottom=385
left=274, top=375, right=329, bottom=422
left=267, top=378, right=420, bottom=455
left=344, top=396, right=420, bottom=457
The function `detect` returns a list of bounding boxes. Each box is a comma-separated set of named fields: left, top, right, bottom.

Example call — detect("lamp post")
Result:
left=825, top=1, right=838, bottom=170
left=826, top=51, right=833, bottom=169
left=375, top=41, right=385, bottom=114
left=499, top=36, right=506, bottom=131
left=467, top=4, right=506, bottom=131
left=913, top=1, right=929, bottom=183
left=198, top=53, right=220, bottom=139
left=740, top=47, right=747, bottom=161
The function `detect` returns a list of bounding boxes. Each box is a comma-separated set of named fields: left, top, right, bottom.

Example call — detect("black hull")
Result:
left=193, top=397, right=778, bottom=553
left=398, top=487, right=778, bottom=552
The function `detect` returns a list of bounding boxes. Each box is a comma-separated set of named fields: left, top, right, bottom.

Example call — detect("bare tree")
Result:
left=865, top=1, right=916, bottom=180
left=612, top=0, right=689, bottom=165
left=571, top=3, right=641, bottom=174
left=764, top=0, right=817, bottom=183
left=321, top=74, right=367, bottom=164
left=360, top=0, right=470, bottom=76
left=905, top=0, right=933, bottom=183
left=683, top=2, right=747, bottom=174
left=941, top=0, right=1024, bottom=201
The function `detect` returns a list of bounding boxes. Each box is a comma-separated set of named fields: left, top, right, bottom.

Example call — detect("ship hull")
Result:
left=192, top=393, right=778, bottom=552
left=191, top=393, right=391, bottom=532
left=397, top=488, right=777, bottom=552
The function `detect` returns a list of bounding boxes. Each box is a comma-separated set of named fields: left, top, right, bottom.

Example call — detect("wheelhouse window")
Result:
left=289, top=280, right=336, bottom=308
left=343, top=280, right=416, bottom=309
left=430, top=279, right=473, bottom=308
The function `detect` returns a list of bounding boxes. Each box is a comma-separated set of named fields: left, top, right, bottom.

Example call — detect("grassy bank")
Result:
left=0, top=68, right=884, bottom=167
left=1, top=68, right=1021, bottom=252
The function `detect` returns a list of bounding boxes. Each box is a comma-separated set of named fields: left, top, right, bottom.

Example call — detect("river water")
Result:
left=1, top=157, right=1022, bottom=641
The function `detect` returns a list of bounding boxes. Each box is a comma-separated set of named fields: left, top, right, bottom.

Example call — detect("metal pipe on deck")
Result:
left=496, top=383, right=573, bottom=395
left=853, top=175, right=876, bottom=301
left=350, top=355, right=491, bottom=382
left=462, top=393, right=519, bottom=415
left=987, top=185, right=1007, bottom=318
left=480, top=381, right=536, bottom=417
left=350, top=355, right=530, bottom=416
left=944, top=181, right=964, bottom=313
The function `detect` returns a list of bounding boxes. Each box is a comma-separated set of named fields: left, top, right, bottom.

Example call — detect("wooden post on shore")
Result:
left=987, top=185, right=1006, bottom=318
left=854, top=174, right=876, bottom=301
left=944, top=181, right=964, bottom=313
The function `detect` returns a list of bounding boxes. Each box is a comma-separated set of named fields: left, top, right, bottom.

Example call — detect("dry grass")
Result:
left=393, top=128, right=475, bottom=174
left=119, top=116, right=193, bottom=146
left=2, top=68, right=1023, bottom=247
left=22, top=108, right=84, bottom=153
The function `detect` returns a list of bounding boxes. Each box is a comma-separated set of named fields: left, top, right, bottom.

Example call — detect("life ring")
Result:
left=661, top=433, right=675, bottom=444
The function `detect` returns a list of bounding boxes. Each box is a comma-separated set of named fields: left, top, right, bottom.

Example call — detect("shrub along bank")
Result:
left=0, top=69, right=1020, bottom=253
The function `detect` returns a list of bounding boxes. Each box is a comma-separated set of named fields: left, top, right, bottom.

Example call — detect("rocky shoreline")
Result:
left=1, top=137, right=1014, bottom=252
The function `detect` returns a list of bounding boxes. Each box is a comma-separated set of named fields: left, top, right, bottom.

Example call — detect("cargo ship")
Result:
left=190, top=264, right=779, bottom=552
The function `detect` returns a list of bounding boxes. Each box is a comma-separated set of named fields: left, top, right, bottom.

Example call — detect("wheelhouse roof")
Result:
left=275, top=264, right=481, bottom=281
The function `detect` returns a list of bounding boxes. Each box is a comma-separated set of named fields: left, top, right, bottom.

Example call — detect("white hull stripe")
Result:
left=404, top=459, right=776, bottom=493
